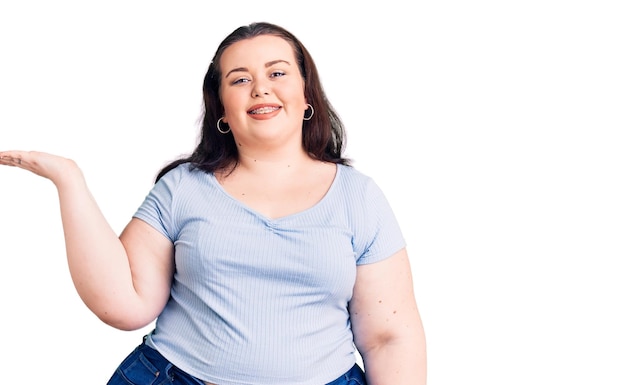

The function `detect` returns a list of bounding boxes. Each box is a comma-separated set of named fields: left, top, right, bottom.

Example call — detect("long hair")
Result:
left=155, top=22, right=350, bottom=182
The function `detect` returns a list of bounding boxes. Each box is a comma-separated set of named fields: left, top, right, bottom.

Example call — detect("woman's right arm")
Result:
left=0, top=151, right=174, bottom=331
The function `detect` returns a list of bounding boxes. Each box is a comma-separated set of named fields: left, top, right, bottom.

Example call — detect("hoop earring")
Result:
left=217, top=117, right=231, bottom=134
left=303, top=104, right=314, bottom=121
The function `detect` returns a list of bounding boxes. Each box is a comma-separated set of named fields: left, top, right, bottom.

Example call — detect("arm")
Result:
left=350, top=248, right=427, bottom=385
left=0, top=151, right=174, bottom=330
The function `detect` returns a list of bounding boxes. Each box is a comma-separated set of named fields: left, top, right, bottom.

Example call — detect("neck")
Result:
left=235, top=148, right=313, bottom=174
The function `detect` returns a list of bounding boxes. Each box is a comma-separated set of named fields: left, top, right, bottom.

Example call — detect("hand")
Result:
left=0, top=150, right=82, bottom=186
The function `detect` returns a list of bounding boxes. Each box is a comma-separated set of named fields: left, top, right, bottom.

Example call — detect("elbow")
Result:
left=88, top=301, right=157, bottom=331
left=354, top=330, right=396, bottom=356
left=97, top=312, right=154, bottom=331
left=354, top=323, right=426, bottom=359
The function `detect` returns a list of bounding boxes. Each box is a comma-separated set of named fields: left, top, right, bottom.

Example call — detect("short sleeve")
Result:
left=133, top=166, right=184, bottom=242
left=354, top=178, right=406, bottom=265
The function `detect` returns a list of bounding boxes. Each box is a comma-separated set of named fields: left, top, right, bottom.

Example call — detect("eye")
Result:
left=270, top=71, right=286, bottom=78
left=231, top=77, right=250, bottom=85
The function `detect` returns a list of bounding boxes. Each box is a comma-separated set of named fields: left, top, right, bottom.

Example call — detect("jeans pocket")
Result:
left=108, top=349, right=161, bottom=385
left=346, top=377, right=366, bottom=385
left=345, top=364, right=367, bottom=385
left=326, top=364, right=367, bottom=385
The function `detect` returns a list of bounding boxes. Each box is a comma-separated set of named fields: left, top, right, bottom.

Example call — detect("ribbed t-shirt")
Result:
left=133, top=163, right=406, bottom=385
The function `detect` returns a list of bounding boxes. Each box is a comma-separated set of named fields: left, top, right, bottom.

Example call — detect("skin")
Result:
left=216, top=35, right=337, bottom=220
left=221, top=35, right=310, bottom=158
left=0, top=34, right=426, bottom=385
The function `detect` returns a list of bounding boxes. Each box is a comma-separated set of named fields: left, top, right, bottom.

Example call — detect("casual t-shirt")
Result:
left=134, top=163, right=405, bottom=385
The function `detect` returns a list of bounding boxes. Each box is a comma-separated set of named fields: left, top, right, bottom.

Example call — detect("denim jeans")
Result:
left=106, top=339, right=203, bottom=385
left=106, top=339, right=367, bottom=385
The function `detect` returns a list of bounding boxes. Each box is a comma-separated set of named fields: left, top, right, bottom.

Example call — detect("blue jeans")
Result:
left=107, top=339, right=367, bottom=385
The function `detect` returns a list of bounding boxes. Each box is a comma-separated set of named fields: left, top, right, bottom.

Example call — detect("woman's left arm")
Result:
left=350, top=247, right=427, bottom=385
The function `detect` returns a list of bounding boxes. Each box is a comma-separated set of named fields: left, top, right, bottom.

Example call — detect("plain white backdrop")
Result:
left=1, top=1, right=624, bottom=384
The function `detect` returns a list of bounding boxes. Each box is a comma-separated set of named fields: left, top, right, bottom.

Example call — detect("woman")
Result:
left=0, top=22, right=426, bottom=385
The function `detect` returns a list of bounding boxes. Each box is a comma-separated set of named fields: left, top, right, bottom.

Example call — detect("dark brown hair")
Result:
left=155, top=21, right=350, bottom=182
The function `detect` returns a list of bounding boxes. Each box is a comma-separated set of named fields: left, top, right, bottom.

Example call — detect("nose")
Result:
left=251, top=79, right=270, bottom=97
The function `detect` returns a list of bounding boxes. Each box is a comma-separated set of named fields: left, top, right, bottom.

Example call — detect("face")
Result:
left=219, top=35, right=309, bottom=149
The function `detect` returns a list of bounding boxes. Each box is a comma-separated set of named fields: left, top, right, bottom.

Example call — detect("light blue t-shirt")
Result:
left=134, top=163, right=405, bottom=385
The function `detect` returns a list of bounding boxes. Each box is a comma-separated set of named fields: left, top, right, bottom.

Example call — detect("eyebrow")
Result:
left=224, top=59, right=291, bottom=78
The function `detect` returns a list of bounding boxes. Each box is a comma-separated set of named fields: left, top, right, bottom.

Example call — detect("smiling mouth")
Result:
left=248, top=106, right=281, bottom=114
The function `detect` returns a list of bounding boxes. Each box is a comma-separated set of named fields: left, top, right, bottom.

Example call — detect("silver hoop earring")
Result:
left=217, top=117, right=231, bottom=134
left=303, top=104, right=314, bottom=121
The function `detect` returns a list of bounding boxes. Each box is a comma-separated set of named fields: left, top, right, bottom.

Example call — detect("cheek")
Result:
left=286, top=86, right=307, bottom=109
left=280, top=78, right=305, bottom=98
left=220, top=91, right=245, bottom=120
left=220, top=91, right=234, bottom=110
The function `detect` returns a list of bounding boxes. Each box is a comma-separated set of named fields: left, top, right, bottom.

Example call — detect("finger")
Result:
left=0, top=153, right=25, bottom=167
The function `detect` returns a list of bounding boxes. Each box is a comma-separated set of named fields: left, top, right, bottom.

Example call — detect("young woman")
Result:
left=0, top=22, right=426, bottom=385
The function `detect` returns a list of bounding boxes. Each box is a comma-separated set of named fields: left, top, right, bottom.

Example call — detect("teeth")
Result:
left=250, top=106, right=279, bottom=114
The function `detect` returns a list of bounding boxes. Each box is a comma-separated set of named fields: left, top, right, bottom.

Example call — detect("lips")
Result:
left=247, top=105, right=281, bottom=115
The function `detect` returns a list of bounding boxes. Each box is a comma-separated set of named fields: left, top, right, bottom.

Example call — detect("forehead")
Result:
left=220, top=35, right=297, bottom=70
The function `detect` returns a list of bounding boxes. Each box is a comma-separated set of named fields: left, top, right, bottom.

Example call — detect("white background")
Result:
left=1, top=1, right=624, bottom=384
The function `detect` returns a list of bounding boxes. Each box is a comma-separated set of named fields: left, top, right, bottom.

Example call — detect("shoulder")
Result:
left=337, top=164, right=373, bottom=184
left=336, top=164, right=380, bottom=195
left=147, top=163, right=217, bottom=204
left=156, top=162, right=210, bottom=186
